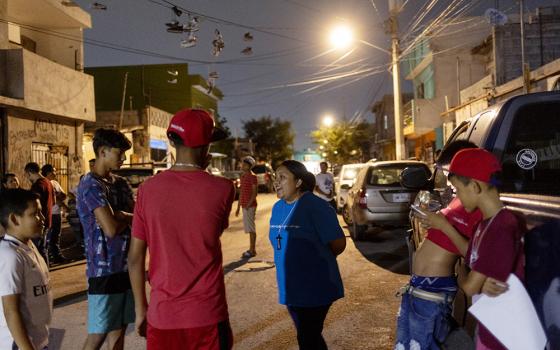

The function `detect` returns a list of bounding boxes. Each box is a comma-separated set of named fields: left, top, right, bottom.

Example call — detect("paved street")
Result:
left=49, top=193, right=410, bottom=349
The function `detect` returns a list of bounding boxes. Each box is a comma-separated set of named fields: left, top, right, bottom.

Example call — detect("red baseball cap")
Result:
left=167, top=109, right=227, bottom=147
left=448, top=148, right=502, bottom=183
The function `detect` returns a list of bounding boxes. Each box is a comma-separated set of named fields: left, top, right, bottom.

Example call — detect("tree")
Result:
left=243, top=116, right=294, bottom=168
left=210, top=113, right=234, bottom=156
left=311, top=121, right=373, bottom=165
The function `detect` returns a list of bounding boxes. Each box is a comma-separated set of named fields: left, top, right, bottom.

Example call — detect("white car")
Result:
left=335, top=163, right=367, bottom=212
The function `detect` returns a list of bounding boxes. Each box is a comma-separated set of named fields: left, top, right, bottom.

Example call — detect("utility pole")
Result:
left=520, top=0, right=530, bottom=93
left=119, top=71, right=129, bottom=130
left=389, top=0, right=405, bottom=160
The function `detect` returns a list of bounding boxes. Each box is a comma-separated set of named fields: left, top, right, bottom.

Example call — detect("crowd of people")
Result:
left=0, top=107, right=528, bottom=350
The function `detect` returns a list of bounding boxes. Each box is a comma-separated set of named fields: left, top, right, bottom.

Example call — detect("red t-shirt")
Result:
left=239, top=172, right=257, bottom=208
left=31, top=177, right=54, bottom=229
left=132, top=170, right=235, bottom=329
left=466, top=208, right=526, bottom=350
left=426, top=197, right=482, bottom=254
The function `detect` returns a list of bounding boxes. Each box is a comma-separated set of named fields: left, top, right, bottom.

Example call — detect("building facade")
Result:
left=0, top=0, right=95, bottom=191
left=85, top=64, right=223, bottom=167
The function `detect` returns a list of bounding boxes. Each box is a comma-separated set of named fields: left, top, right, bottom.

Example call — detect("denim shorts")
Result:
left=87, top=289, right=135, bottom=334
left=394, top=275, right=456, bottom=350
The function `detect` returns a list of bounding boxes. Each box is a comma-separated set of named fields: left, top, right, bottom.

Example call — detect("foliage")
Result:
left=243, top=116, right=295, bottom=168
left=210, top=113, right=234, bottom=156
left=311, top=121, right=374, bottom=165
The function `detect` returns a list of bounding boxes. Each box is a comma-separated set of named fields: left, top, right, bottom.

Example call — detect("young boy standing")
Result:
left=77, top=128, right=134, bottom=350
left=423, top=149, right=525, bottom=350
left=0, top=189, right=51, bottom=350
left=236, top=156, right=258, bottom=258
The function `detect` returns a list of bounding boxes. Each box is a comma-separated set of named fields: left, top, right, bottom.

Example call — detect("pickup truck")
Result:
left=402, top=91, right=560, bottom=348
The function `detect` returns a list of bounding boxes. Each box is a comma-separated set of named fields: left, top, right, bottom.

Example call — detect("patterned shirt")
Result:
left=77, top=173, right=131, bottom=278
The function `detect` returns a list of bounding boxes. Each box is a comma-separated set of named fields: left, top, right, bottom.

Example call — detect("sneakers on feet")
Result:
left=241, top=250, right=256, bottom=258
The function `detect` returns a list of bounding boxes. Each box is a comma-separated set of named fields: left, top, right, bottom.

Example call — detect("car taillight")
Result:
left=358, top=188, right=368, bottom=209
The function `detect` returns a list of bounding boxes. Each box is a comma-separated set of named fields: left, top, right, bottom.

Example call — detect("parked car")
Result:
left=252, top=164, right=274, bottom=193
left=335, top=163, right=367, bottom=213
left=223, top=170, right=243, bottom=199
left=401, top=91, right=560, bottom=346
left=345, top=160, right=430, bottom=240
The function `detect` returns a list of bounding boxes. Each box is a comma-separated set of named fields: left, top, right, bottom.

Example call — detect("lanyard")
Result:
left=276, top=202, right=297, bottom=250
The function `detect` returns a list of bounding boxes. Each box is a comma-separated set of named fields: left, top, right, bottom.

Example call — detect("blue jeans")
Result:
left=394, top=275, right=456, bottom=350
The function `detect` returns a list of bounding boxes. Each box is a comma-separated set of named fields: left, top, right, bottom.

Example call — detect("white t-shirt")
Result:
left=51, top=180, right=64, bottom=215
left=315, top=172, right=335, bottom=201
left=0, top=235, right=52, bottom=349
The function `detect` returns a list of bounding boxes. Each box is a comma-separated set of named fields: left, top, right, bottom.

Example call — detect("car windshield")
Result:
left=252, top=165, right=267, bottom=174
left=342, top=167, right=361, bottom=180
left=368, top=164, right=425, bottom=187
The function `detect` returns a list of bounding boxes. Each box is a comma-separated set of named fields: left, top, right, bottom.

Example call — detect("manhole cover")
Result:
left=234, top=260, right=275, bottom=272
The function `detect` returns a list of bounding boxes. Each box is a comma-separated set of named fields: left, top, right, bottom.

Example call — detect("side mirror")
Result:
left=340, top=184, right=350, bottom=190
left=400, top=167, right=432, bottom=190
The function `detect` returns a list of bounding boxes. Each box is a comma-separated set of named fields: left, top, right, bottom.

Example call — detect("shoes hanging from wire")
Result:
left=241, top=47, right=253, bottom=56
left=211, top=29, right=225, bottom=57
left=90, top=2, right=107, bottom=10
left=243, top=32, right=254, bottom=41
left=181, top=33, right=197, bottom=48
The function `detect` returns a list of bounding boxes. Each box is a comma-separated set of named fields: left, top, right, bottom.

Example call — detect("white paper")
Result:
left=468, top=274, right=547, bottom=350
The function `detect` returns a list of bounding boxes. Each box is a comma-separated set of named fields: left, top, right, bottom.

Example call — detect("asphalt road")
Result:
left=48, top=193, right=410, bottom=349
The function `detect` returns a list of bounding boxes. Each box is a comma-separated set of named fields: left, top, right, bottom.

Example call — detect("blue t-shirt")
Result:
left=269, top=192, right=344, bottom=307
left=77, top=173, right=131, bottom=278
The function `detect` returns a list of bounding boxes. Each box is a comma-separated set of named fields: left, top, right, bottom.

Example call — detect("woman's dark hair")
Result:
left=280, top=160, right=315, bottom=192
left=0, top=189, right=39, bottom=228
left=93, top=128, right=132, bottom=156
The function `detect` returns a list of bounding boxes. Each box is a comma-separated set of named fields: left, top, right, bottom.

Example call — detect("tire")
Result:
left=342, top=205, right=353, bottom=226
left=351, top=222, right=367, bottom=241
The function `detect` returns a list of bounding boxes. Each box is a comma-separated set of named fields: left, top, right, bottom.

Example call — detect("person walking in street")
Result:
left=41, top=164, right=68, bottom=265
left=314, top=161, right=336, bottom=209
left=128, top=108, right=234, bottom=350
left=236, top=155, right=258, bottom=258
left=24, top=162, right=54, bottom=265
left=77, top=128, right=134, bottom=350
left=394, top=140, right=482, bottom=350
left=0, top=189, right=51, bottom=350
left=270, top=160, right=346, bottom=350
left=421, top=148, right=526, bottom=350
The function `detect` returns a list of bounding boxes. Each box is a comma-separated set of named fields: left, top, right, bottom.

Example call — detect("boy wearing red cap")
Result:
left=128, top=109, right=235, bottom=350
left=423, top=148, right=526, bottom=350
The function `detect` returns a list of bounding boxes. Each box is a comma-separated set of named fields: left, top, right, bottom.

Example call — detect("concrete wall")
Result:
left=5, top=110, right=83, bottom=190
left=19, top=27, right=83, bottom=70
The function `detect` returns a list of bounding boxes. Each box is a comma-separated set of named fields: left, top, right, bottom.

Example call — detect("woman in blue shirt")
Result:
left=270, top=160, right=346, bottom=350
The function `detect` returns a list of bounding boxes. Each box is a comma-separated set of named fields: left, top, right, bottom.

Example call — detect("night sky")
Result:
left=74, top=0, right=553, bottom=149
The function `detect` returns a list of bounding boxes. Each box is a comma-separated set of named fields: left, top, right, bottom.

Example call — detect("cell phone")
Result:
left=410, top=204, right=427, bottom=218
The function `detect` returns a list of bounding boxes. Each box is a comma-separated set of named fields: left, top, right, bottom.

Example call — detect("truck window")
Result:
left=500, top=102, right=560, bottom=195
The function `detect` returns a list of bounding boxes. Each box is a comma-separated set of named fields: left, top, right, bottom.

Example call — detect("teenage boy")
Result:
left=236, top=156, right=258, bottom=258
left=0, top=189, right=52, bottom=350
left=394, top=141, right=482, bottom=350
left=41, top=164, right=68, bottom=264
left=314, top=161, right=336, bottom=209
left=24, top=162, right=54, bottom=264
left=128, top=108, right=235, bottom=350
left=422, top=148, right=525, bottom=350
left=77, top=128, right=134, bottom=350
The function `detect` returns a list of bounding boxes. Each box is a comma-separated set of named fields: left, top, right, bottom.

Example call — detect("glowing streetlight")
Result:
left=322, top=114, right=335, bottom=127
left=329, top=25, right=353, bottom=50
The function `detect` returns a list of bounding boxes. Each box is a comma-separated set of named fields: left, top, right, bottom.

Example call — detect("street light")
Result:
left=322, top=114, right=335, bottom=127
left=329, top=25, right=353, bottom=50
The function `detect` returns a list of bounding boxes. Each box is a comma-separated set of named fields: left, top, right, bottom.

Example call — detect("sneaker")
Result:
left=241, top=250, right=256, bottom=258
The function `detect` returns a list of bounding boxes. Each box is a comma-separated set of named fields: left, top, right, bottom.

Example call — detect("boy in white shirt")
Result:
left=0, top=188, right=52, bottom=350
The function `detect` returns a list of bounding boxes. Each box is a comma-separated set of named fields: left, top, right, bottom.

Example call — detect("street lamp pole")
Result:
left=389, top=0, right=405, bottom=160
